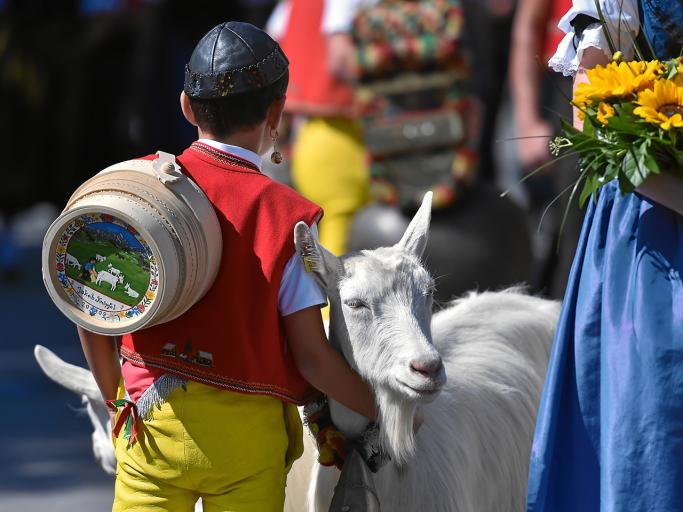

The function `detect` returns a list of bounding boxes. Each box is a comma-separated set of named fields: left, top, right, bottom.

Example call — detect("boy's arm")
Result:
left=77, top=326, right=121, bottom=403
left=283, top=306, right=377, bottom=421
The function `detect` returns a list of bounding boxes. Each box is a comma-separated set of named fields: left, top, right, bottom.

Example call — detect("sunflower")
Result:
left=634, top=79, right=683, bottom=130
left=674, top=59, right=683, bottom=87
left=574, top=60, right=662, bottom=106
left=596, top=102, right=616, bottom=125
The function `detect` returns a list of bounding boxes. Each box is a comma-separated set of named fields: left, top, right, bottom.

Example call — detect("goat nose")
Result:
left=410, top=358, right=443, bottom=379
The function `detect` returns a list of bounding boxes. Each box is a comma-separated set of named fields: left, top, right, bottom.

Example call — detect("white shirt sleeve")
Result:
left=322, top=0, right=378, bottom=35
left=548, top=0, right=640, bottom=77
left=278, top=223, right=328, bottom=316
left=266, top=0, right=291, bottom=41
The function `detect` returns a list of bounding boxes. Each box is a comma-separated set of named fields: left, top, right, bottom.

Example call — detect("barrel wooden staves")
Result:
left=42, top=152, right=222, bottom=335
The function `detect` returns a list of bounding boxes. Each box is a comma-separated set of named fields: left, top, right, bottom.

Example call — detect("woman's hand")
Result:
left=636, top=172, right=683, bottom=216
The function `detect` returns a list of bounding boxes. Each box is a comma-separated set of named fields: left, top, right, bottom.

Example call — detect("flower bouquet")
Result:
left=550, top=54, right=683, bottom=207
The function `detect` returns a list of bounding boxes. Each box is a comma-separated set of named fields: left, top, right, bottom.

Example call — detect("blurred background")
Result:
left=0, top=0, right=579, bottom=509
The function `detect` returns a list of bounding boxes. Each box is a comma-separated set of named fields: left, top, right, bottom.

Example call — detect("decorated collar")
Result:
left=197, top=139, right=263, bottom=170
left=190, top=141, right=261, bottom=173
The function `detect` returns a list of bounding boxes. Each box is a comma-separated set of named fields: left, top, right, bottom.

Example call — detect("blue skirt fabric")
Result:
left=526, top=180, right=683, bottom=512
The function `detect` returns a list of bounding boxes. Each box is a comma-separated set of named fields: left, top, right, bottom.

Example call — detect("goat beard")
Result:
left=377, top=389, right=419, bottom=467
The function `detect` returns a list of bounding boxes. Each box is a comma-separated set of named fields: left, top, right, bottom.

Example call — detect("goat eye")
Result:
left=345, top=299, right=368, bottom=309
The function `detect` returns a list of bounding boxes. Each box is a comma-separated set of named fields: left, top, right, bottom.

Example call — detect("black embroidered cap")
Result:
left=183, top=21, right=289, bottom=99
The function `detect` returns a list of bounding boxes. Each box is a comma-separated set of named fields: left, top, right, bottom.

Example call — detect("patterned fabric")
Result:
left=352, top=0, right=466, bottom=79
left=351, top=0, right=476, bottom=210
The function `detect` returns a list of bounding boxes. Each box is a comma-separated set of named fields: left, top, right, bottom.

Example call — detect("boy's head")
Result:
left=181, top=22, right=289, bottom=144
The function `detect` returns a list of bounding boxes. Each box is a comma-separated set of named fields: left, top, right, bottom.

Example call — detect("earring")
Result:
left=270, top=128, right=283, bottom=165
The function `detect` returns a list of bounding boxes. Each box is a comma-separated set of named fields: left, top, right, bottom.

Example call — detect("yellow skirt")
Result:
left=291, top=117, right=369, bottom=257
left=112, top=380, right=303, bottom=512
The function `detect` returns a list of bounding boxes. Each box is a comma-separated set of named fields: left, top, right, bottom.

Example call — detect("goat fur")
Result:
left=35, top=194, right=559, bottom=512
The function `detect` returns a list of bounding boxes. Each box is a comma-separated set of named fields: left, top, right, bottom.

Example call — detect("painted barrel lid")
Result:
left=42, top=152, right=222, bottom=335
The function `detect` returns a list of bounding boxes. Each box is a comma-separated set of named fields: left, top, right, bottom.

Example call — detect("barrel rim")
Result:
left=42, top=205, right=167, bottom=335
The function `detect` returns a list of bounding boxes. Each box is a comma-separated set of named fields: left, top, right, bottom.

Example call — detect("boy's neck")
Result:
left=198, top=125, right=264, bottom=155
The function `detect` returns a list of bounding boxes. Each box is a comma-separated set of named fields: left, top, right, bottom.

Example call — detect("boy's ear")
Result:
left=294, top=221, right=341, bottom=290
left=266, top=96, right=286, bottom=132
left=180, top=91, right=198, bottom=127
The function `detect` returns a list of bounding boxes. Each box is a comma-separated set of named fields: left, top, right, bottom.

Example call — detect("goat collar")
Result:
left=304, top=396, right=390, bottom=473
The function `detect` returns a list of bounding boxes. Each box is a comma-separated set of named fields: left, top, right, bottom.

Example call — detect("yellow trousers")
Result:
left=112, top=380, right=303, bottom=512
left=291, top=117, right=369, bottom=257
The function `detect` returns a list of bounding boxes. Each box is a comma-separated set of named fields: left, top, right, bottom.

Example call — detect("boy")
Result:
left=77, top=22, right=376, bottom=512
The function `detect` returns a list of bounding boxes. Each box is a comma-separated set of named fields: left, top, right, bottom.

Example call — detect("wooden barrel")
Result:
left=42, top=152, right=222, bottom=335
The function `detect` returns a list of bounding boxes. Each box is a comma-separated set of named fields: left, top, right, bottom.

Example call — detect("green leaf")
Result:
left=665, top=59, right=679, bottom=80
left=604, top=161, right=619, bottom=181
left=643, top=153, right=661, bottom=174
left=579, top=173, right=598, bottom=207
left=620, top=148, right=650, bottom=191
left=582, top=115, right=596, bottom=137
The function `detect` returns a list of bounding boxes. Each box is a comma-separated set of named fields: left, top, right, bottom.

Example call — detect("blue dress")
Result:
left=526, top=3, right=683, bottom=510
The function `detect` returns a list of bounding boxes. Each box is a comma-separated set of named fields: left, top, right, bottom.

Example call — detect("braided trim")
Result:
left=189, top=142, right=263, bottom=173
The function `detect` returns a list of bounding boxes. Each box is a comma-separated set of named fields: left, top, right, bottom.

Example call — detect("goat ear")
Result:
left=396, top=191, right=432, bottom=258
left=294, top=221, right=340, bottom=289
left=34, top=344, right=102, bottom=403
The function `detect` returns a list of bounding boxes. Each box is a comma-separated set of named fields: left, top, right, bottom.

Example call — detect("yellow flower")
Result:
left=574, top=60, right=662, bottom=106
left=597, top=102, right=616, bottom=125
left=634, top=79, right=683, bottom=130
left=674, top=59, right=683, bottom=87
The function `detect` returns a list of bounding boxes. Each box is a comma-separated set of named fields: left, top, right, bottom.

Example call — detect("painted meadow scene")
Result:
left=65, top=220, right=150, bottom=308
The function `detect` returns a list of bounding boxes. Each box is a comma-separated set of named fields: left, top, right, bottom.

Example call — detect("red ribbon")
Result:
left=106, top=399, right=139, bottom=445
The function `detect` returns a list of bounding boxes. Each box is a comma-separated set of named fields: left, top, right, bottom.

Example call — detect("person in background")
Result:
left=461, top=0, right=516, bottom=181
left=510, top=0, right=581, bottom=298
left=81, top=256, right=98, bottom=282
left=526, top=1, right=683, bottom=510
left=268, top=0, right=372, bottom=256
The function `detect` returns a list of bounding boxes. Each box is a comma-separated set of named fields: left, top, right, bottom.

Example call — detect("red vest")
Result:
left=120, top=142, right=323, bottom=405
left=279, top=0, right=355, bottom=117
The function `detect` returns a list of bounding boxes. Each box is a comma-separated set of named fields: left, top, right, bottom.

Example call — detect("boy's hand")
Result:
left=108, top=409, right=117, bottom=431
left=284, top=307, right=377, bottom=421
left=304, top=396, right=390, bottom=473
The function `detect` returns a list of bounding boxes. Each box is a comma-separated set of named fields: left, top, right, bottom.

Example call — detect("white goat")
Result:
left=65, top=253, right=81, bottom=270
left=123, top=283, right=139, bottom=299
left=34, top=345, right=117, bottom=475
left=35, top=193, right=559, bottom=511
left=291, top=192, right=559, bottom=511
left=107, top=263, right=122, bottom=277
left=96, top=270, right=123, bottom=291
left=96, top=254, right=106, bottom=262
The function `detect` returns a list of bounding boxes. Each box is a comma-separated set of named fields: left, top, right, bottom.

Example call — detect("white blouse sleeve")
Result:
left=548, top=0, right=640, bottom=76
